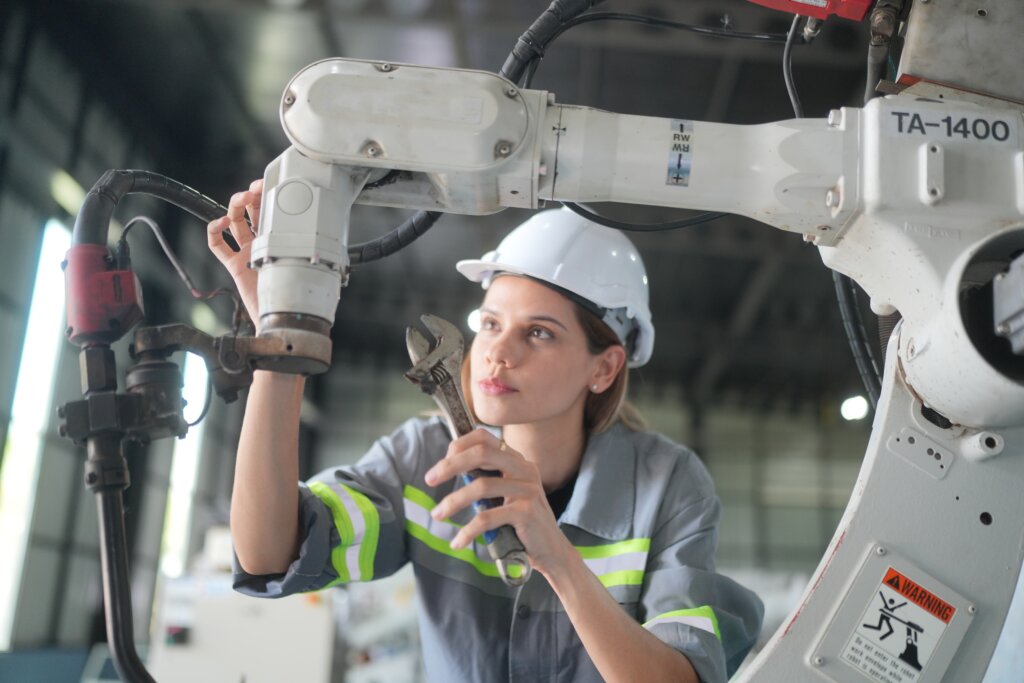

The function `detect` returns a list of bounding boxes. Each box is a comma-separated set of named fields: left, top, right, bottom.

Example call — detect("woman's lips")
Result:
left=477, top=378, right=517, bottom=396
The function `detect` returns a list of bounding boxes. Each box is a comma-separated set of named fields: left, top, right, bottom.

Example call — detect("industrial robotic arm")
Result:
left=250, top=5, right=1024, bottom=683
left=59, top=1, right=1024, bottom=681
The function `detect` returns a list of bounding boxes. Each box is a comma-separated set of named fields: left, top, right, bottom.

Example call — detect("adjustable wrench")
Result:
left=405, top=314, right=532, bottom=586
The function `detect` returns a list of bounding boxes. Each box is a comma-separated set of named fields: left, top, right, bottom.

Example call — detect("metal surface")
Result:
left=405, top=314, right=532, bottom=586
left=898, top=0, right=1024, bottom=104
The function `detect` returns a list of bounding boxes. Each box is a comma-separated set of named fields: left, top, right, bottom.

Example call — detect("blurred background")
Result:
left=0, top=0, right=1014, bottom=681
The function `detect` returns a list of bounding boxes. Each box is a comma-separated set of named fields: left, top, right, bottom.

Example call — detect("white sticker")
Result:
left=667, top=119, right=693, bottom=186
left=791, top=0, right=828, bottom=7
left=841, top=567, right=957, bottom=683
left=884, top=108, right=1018, bottom=145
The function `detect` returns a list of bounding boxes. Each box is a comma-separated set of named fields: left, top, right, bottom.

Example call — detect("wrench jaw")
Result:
left=419, top=313, right=464, bottom=381
left=404, top=327, right=439, bottom=393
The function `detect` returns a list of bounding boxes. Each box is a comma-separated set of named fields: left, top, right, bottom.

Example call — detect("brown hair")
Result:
left=460, top=301, right=646, bottom=434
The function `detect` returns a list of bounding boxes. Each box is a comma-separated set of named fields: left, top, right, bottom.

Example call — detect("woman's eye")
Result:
left=529, top=327, right=554, bottom=340
left=481, top=318, right=498, bottom=331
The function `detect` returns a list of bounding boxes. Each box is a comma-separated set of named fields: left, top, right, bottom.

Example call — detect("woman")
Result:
left=208, top=182, right=763, bottom=683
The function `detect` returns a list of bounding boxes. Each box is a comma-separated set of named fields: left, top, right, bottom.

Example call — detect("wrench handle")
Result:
left=461, top=470, right=532, bottom=586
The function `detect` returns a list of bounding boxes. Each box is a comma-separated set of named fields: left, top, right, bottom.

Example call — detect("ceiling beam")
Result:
left=692, top=249, right=789, bottom=404
left=186, top=9, right=278, bottom=159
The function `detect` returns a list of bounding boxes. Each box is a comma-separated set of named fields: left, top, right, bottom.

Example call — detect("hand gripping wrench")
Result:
left=405, top=314, right=532, bottom=586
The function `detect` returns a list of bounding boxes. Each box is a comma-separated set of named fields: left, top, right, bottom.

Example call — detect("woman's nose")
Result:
left=485, top=331, right=518, bottom=367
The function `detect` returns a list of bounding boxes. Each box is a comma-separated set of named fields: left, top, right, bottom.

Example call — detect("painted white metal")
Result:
left=735, top=330, right=1024, bottom=683
left=252, top=147, right=369, bottom=325
left=261, top=57, right=1024, bottom=681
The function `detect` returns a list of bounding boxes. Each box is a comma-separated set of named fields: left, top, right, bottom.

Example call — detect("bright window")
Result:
left=0, top=219, right=72, bottom=649
left=159, top=353, right=208, bottom=578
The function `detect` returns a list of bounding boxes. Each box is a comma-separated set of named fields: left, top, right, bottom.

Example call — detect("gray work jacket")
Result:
left=234, top=417, right=764, bottom=683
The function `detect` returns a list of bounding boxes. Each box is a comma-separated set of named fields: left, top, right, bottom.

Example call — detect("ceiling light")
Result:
left=840, top=395, right=869, bottom=421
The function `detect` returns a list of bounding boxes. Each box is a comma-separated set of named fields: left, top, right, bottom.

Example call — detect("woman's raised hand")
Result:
left=207, top=179, right=263, bottom=325
left=424, top=429, right=575, bottom=577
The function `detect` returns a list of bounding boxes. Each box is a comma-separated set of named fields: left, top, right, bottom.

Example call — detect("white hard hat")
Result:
left=456, top=207, right=654, bottom=367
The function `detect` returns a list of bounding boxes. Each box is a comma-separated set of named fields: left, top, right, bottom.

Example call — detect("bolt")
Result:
left=87, top=472, right=98, bottom=485
left=816, top=224, right=831, bottom=232
left=495, top=141, right=513, bottom=158
left=505, top=86, right=518, bottom=98
left=996, top=323, right=1011, bottom=337
left=825, top=189, right=840, bottom=209
left=378, top=63, right=394, bottom=72
left=876, top=546, right=887, bottom=556
left=995, top=272, right=1006, bottom=281
left=57, top=405, right=66, bottom=419
left=968, top=605, right=977, bottom=615
left=812, top=656, right=825, bottom=667
left=803, top=234, right=818, bottom=244
left=827, top=109, right=842, bottom=127
left=362, top=141, right=383, bottom=158
left=283, top=92, right=296, bottom=106
left=58, top=425, right=67, bottom=438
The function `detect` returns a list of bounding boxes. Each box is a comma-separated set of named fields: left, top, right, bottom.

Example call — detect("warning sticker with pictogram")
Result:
left=841, top=567, right=957, bottom=683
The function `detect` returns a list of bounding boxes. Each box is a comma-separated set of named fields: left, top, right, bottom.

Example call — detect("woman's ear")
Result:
left=591, top=345, right=627, bottom=392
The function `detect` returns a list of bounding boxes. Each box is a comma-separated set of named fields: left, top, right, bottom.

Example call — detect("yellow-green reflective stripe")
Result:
left=575, top=538, right=651, bottom=559
left=644, top=606, right=721, bottom=641
left=597, top=569, right=645, bottom=587
left=345, top=483, right=379, bottom=581
left=403, top=484, right=437, bottom=511
left=309, top=481, right=353, bottom=583
left=404, top=519, right=504, bottom=578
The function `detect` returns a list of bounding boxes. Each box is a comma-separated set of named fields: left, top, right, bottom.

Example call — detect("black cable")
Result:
left=74, top=170, right=439, bottom=266
left=780, top=15, right=884, bottom=407
left=187, top=373, right=214, bottom=427
left=545, top=11, right=798, bottom=60
left=832, top=270, right=882, bottom=408
left=563, top=202, right=726, bottom=232
left=120, top=216, right=247, bottom=334
left=783, top=14, right=804, bottom=118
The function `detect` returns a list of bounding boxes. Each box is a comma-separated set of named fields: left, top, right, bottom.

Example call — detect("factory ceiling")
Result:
left=29, top=0, right=876, bottom=413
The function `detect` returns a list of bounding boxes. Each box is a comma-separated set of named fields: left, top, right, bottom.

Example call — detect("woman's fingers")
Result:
left=227, top=191, right=257, bottom=247
left=206, top=216, right=235, bottom=262
left=246, top=179, right=263, bottom=232
left=431, top=475, right=535, bottom=522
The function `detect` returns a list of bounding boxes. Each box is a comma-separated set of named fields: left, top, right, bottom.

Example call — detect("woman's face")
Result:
left=469, top=275, right=615, bottom=429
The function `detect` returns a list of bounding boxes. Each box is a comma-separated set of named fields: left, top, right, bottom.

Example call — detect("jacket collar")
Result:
left=558, top=423, right=636, bottom=541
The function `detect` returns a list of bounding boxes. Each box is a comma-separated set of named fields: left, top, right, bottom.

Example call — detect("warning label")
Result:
left=841, top=567, right=956, bottom=683
left=666, top=119, right=692, bottom=186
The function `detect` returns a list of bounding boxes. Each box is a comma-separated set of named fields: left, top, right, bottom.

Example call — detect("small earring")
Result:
left=591, top=384, right=599, bottom=392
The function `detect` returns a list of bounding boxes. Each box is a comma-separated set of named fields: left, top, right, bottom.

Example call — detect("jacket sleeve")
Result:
left=638, top=467, right=765, bottom=683
left=233, top=418, right=427, bottom=597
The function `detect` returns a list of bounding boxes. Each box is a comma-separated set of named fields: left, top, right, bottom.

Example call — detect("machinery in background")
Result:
left=60, top=1, right=1024, bottom=681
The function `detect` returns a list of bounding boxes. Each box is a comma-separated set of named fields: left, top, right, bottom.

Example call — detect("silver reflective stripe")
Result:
left=643, top=606, right=721, bottom=640
left=646, top=614, right=715, bottom=634
left=337, top=488, right=365, bottom=580
left=581, top=551, right=647, bottom=577
left=403, top=494, right=493, bottom=565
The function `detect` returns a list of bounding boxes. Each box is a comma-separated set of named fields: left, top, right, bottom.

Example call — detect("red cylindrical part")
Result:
left=746, top=0, right=873, bottom=22
left=64, top=244, right=145, bottom=346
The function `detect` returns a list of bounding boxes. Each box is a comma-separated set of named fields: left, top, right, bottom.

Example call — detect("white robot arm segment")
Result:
left=255, top=55, right=1024, bottom=683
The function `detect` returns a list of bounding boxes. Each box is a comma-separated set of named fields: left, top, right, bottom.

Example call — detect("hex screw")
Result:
left=505, top=86, right=518, bottom=98
left=968, top=605, right=977, bottom=615
left=812, top=656, right=825, bottom=667
left=825, top=189, right=840, bottom=209
left=876, top=546, right=887, bottom=556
